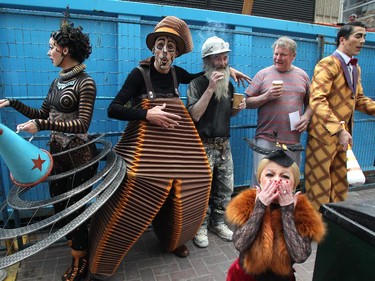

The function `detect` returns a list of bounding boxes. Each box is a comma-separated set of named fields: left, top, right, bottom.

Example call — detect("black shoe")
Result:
left=173, top=244, right=190, bottom=258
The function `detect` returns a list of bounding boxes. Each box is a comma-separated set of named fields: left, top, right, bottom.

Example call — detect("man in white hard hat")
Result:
left=186, top=36, right=246, bottom=248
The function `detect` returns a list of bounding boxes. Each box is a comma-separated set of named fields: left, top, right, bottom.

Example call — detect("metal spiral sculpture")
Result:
left=0, top=127, right=126, bottom=270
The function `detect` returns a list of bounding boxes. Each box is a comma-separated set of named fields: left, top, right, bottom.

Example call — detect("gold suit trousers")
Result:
left=304, top=135, right=348, bottom=211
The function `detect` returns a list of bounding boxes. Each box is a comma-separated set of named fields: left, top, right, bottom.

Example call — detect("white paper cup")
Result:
left=272, top=80, right=284, bottom=88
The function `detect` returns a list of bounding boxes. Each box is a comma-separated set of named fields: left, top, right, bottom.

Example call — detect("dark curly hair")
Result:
left=336, top=21, right=367, bottom=47
left=51, top=25, right=92, bottom=63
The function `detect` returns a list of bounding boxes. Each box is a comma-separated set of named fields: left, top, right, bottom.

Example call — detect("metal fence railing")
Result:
left=0, top=1, right=374, bottom=200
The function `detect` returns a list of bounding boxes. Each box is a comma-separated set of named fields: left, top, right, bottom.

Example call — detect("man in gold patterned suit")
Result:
left=305, top=21, right=375, bottom=211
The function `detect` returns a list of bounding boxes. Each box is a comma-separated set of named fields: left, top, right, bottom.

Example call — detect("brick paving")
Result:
left=12, top=228, right=316, bottom=281
left=9, top=185, right=375, bottom=281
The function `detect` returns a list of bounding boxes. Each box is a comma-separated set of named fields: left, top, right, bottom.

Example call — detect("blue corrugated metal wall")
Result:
left=0, top=0, right=374, bottom=201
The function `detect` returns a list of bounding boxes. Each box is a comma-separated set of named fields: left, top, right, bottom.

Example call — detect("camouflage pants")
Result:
left=202, top=141, right=234, bottom=226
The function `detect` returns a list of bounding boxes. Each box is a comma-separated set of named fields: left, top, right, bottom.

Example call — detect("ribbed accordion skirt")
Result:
left=89, top=98, right=212, bottom=276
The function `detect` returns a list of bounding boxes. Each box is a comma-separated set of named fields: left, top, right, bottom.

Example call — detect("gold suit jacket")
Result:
left=308, top=52, right=375, bottom=145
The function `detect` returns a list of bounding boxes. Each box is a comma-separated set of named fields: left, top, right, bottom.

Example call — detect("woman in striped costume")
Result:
left=0, top=13, right=97, bottom=281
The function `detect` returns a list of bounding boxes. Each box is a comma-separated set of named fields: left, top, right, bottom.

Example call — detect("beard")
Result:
left=204, top=63, right=230, bottom=101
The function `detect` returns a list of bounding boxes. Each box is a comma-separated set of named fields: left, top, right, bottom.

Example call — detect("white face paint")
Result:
left=153, top=36, right=178, bottom=73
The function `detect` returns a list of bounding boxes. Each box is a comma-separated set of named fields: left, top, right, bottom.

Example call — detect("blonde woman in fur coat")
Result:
left=226, top=150, right=325, bottom=281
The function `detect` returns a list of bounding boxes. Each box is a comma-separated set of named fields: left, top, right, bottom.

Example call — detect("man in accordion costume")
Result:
left=85, top=16, right=213, bottom=280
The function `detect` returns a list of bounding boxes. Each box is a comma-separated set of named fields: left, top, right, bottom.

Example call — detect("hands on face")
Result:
left=256, top=178, right=297, bottom=207
left=208, top=71, right=224, bottom=91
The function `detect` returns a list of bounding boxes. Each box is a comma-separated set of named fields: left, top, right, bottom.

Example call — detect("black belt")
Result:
left=201, top=137, right=229, bottom=146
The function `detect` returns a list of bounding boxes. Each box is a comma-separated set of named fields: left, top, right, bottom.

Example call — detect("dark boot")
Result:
left=173, top=244, right=189, bottom=258
left=62, top=250, right=88, bottom=281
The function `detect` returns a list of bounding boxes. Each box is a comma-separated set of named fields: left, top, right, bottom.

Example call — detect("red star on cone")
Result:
left=32, top=154, right=46, bottom=171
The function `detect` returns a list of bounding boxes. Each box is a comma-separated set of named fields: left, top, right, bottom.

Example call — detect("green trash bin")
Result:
left=312, top=195, right=375, bottom=281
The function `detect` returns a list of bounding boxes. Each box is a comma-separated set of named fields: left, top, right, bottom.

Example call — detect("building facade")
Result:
left=343, top=0, right=375, bottom=27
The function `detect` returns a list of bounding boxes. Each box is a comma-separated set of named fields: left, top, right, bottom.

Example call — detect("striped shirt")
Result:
left=246, top=65, right=310, bottom=144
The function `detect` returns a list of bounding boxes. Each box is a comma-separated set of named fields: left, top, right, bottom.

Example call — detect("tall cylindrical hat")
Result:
left=0, top=122, right=53, bottom=187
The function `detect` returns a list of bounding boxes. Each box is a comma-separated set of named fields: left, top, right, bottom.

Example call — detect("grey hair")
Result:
left=272, top=36, right=297, bottom=55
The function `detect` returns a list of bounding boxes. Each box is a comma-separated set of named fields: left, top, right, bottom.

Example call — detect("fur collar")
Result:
left=226, top=189, right=326, bottom=276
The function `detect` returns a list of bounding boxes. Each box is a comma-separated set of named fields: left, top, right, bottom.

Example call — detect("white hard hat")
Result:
left=201, top=36, right=231, bottom=58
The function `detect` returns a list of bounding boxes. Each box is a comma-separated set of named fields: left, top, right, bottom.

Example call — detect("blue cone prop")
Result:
left=0, top=122, right=53, bottom=187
